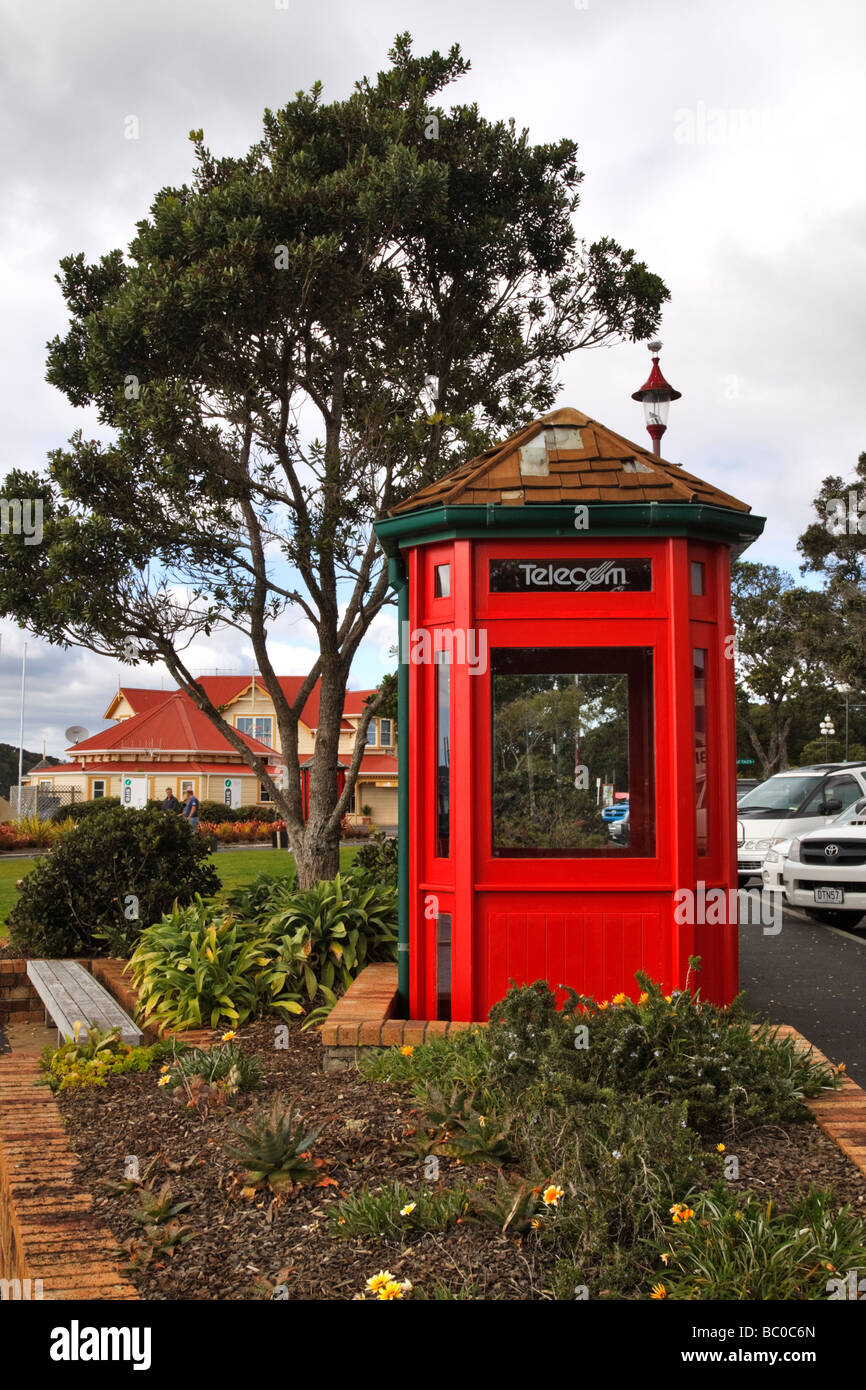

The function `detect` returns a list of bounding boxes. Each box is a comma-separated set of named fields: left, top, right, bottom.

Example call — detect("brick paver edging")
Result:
left=318, top=966, right=866, bottom=1181
left=0, top=1053, right=138, bottom=1300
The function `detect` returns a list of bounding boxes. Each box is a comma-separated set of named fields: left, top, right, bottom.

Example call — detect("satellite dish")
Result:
left=65, top=725, right=90, bottom=744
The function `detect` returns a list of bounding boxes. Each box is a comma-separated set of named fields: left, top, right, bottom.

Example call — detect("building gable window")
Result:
left=236, top=716, right=273, bottom=747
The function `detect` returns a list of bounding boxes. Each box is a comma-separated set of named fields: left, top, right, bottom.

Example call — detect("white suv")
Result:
left=782, top=796, right=866, bottom=929
left=737, top=764, right=866, bottom=886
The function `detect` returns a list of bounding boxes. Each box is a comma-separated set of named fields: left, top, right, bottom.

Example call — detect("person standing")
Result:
left=182, top=788, right=200, bottom=831
left=161, top=786, right=181, bottom=813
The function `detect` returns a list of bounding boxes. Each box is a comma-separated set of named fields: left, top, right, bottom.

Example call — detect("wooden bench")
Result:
left=26, top=960, right=144, bottom=1046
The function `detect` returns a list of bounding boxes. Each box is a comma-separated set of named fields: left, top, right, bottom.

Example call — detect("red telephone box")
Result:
left=375, top=408, right=765, bottom=1021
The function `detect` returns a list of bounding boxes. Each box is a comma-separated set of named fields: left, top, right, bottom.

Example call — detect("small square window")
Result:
left=690, top=561, right=705, bottom=596
left=434, top=564, right=451, bottom=598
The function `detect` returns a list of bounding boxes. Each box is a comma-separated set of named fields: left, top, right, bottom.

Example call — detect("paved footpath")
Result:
left=739, top=906, right=866, bottom=1085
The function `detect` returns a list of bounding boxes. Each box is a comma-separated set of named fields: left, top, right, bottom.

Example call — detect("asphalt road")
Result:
left=739, top=903, right=866, bottom=1085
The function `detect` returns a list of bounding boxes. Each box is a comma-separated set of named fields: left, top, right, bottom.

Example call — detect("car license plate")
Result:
left=814, top=887, right=844, bottom=905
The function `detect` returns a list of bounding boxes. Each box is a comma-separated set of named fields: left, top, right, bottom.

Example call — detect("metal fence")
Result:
left=10, top=785, right=83, bottom=820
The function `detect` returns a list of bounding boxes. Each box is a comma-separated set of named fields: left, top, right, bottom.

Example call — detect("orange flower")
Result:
left=612, top=992, right=627, bottom=1005
left=597, top=1000, right=609, bottom=1011
left=400, top=1044, right=414, bottom=1057
left=638, top=992, right=649, bottom=1006
left=651, top=1283, right=667, bottom=1299
left=542, top=1185, right=564, bottom=1207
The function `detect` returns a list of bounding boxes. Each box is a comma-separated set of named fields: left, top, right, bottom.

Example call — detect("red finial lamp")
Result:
left=632, top=340, right=681, bottom=456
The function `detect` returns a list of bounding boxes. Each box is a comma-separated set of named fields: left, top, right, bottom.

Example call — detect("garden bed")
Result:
left=53, top=1015, right=866, bottom=1301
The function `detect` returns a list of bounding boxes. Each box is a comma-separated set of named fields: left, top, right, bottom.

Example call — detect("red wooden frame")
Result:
left=406, top=533, right=737, bottom=1020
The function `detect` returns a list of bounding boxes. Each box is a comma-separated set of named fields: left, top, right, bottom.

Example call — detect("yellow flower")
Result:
left=160, top=1063, right=171, bottom=1073
left=716, top=1143, right=725, bottom=1153
left=530, top=1218, right=541, bottom=1229
left=612, top=992, right=627, bottom=1005
left=366, top=1270, right=395, bottom=1293
left=638, top=992, right=649, bottom=1005
left=664, top=995, right=673, bottom=1004
left=597, top=1000, right=609, bottom=1011
left=221, top=1030, right=237, bottom=1042
left=378, top=1280, right=406, bottom=1300
left=671, top=1205, right=694, bottom=1225
left=660, top=1252, right=670, bottom=1265
left=650, top=1283, right=667, bottom=1299
left=542, top=1185, right=564, bottom=1207
left=400, top=1045, right=414, bottom=1057
left=399, top=1202, right=416, bottom=1217
left=158, top=1075, right=171, bottom=1087
left=838, top=1063, right=846, bottom=1073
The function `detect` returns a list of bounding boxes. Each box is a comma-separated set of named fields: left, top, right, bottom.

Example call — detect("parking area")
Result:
left=739, top=903, right=866, bottom=1084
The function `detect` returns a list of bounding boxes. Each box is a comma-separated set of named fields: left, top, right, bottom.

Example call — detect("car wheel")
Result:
left=804, top=908, right=865, bottom=929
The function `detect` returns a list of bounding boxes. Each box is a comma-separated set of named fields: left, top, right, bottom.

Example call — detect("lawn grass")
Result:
left=0, top=844, right=360, bottom=938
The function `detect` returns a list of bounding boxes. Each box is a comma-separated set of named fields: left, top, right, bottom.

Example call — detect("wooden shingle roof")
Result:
left=389, top=407, right=750, bottom=515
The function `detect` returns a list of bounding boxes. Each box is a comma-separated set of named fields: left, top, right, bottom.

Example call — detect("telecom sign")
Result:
left=489, top=558, right=652, bottom=593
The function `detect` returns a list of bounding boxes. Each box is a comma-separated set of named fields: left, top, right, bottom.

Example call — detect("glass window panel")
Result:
left=237, top=716, right=273, bottom=747
left=690, top=561, right=705, bottom=596
left=365, top=720, right=378, bottom=745
left=694, top=649, right=708, bottom=855
left=379, top=719, right=392, bottom=746
left=434, top=564, right=451, bottom=598
left=436, top=651, right=451, bottom=858
left=491, top=647, right=654, bottom=857
left=436, top=912, right=452, bottom=1022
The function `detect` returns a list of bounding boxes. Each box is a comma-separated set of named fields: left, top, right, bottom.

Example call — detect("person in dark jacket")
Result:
left=182, top=789, right=200, bottom=830
left=161, top=787, right=181, bottom=813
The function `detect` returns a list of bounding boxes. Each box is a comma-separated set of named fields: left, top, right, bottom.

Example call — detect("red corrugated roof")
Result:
left=110, top=677, right=376, bottom=734
left=70, top=691, right=276, bottom=759
left=357, top=754, right=398, bottom=776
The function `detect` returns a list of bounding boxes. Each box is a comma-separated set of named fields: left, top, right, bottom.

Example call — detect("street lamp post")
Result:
left=819, top=714, right=835, bottom=761
left=632, top=340, right=682, bottom=457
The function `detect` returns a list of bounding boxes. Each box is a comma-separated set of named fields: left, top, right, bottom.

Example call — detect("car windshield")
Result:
left=737, top=774, right=825, bottom=814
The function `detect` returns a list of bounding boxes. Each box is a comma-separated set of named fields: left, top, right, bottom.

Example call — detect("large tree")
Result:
left=0, top=34, right=669, bottom=885
left=798, top=450, right=866, bottom=688
left=731, top=560, right=837, bottom=777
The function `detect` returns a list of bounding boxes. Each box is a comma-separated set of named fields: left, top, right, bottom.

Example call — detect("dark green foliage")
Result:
left=487, top=973, right=838, bottom=1131
left=0, top=745, right=60, bottom=802
left=194, top=801, right=283, bottom=825
left=50, top=795, right=121, bottom=823
left=7, top=805, right=220, bottom=956
left=350, top=831, right=398, bottom=890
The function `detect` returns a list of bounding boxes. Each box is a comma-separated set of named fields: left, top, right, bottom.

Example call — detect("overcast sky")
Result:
left=1, top=0, right=865, bottom=756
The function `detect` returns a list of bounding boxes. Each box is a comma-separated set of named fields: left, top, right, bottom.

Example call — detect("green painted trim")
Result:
left=375, top=501, right=765, bottom=555
left=389, top=553, right=410, bottom=1016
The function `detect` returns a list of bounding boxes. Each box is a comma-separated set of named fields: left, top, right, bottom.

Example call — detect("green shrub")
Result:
left=39, top=1022, right=167, bottom=1092
left=128, top=899, right=305, bottom=1032
left=50, top=796, right=121, bottom=823
left=8, top=805, right=220, bottom=957
left=224, top=871, right=296, bottom=919
left=650, top=1185, right=866, bottom=1300
left=261, top=872, right=397, bottom=1000
left=349, top=832, right=398, bottom=889
left=487, top=972, right=839, bottom=1131
left=358, top=1028, right=491, bottom=1097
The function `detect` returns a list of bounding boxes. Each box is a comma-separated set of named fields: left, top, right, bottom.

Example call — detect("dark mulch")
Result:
left=55, top=1023, right=866, bottom=1301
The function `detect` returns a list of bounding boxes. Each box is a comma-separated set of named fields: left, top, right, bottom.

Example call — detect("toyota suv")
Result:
left=782, top=795, right=866, bottom=929
left=737, top=764, right=866, bottom=885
